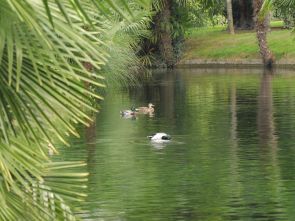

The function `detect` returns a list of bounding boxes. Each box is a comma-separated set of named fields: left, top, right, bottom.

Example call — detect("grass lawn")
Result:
left=182, top=23, right=295, bottom=61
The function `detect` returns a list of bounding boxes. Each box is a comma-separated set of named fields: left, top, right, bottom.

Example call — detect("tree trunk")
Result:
left=154, top=0, right=175, bottom=68
left=253, top=0, right=274, bottom=68
left=227, top=0, right=235, bottom=34
left=233, top=0, right=254, bottom=29
left=239, top=0, right=246, bottom=27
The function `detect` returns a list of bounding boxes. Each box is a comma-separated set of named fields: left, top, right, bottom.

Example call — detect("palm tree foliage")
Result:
left=261, top=0, right=295, bottom=28
left=261, top=0, right=295, bottom=17
left=140, top=0, right=192, bottom=67
left=0, top=0, right=153, bottom=220
left=141, top=0, right=225, bottom=67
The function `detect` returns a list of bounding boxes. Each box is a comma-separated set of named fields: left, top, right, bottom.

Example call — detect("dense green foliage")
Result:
left=272, top=3, right=295, bottom=28
left=0, top=0, right=154, bottom=220
left=141, top=0, right=227, bottom=68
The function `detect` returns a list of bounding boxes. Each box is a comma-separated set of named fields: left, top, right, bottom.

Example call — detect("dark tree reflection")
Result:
left=159, top=71, right=176, bottom=119
left=85, top=118, right=96, bottom=166
left=257, top=69, right=277, bottom=148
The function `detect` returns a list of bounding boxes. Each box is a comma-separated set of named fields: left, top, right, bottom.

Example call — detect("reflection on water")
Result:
left=258, top=70, right=276, bottom=147
left=58, top=68, right=295, bottom=220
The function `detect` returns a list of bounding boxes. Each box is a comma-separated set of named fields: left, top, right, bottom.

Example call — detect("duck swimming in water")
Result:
left=136, top=103, right=155, bottom=114
left=120, top=107, right=136, bottom=118
left=148, top=133, right=171, bottom=142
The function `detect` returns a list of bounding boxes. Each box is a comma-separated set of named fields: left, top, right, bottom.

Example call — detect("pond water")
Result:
left=59, top=68, right=295, bottom=220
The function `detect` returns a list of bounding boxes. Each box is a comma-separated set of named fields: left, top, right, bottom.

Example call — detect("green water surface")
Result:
left=59, top=68, right=295, bottom=221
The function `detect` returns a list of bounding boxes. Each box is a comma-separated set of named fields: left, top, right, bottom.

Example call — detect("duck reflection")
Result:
left=150, top=141, right=169, bottom=150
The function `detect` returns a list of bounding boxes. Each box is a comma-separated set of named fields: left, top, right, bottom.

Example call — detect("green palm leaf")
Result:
left=0, top=0, right=153, bottom=220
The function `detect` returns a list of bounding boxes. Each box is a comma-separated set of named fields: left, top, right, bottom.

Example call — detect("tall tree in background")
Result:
left=253, top=0, right=274, bottom=68
left=142, top=0, right=199, bottom=68
left=154, top=0, right=175, bottom=67
left=233, top=0, right=254, bottom=29
left=227, top=0, right=235, bottom=34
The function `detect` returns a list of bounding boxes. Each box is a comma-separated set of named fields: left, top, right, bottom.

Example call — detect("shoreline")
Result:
left=176, top=59, right=295, bottom=69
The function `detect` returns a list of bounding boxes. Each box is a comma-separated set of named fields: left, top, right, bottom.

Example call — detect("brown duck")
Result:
left=136, top=103, right=155, bottom=114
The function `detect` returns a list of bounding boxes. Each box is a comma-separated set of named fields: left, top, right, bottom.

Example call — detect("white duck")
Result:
left=148, top=133, right=171, bottom=142
left=136, top=103, right=155, bottom=114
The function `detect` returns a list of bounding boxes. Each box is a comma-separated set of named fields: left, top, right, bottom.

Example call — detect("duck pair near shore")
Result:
left=120, top=103, right=154, bottom=117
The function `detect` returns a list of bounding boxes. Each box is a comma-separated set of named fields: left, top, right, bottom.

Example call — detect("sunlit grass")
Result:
left=270, top=20, right=284, bottom=28
left=182, top=22, right=295, bottom=61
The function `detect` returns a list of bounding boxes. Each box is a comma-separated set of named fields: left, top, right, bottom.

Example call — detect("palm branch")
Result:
left=0, top=0, right=153, bottom=220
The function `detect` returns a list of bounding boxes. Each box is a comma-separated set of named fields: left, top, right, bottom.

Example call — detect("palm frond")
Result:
left=260, top=0, right=273, bottom=18
left=0, top=0, right=153, bottom=220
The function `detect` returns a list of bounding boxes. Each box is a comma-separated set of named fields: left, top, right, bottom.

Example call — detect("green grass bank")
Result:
left=180, top=22, right=295, bottom=65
